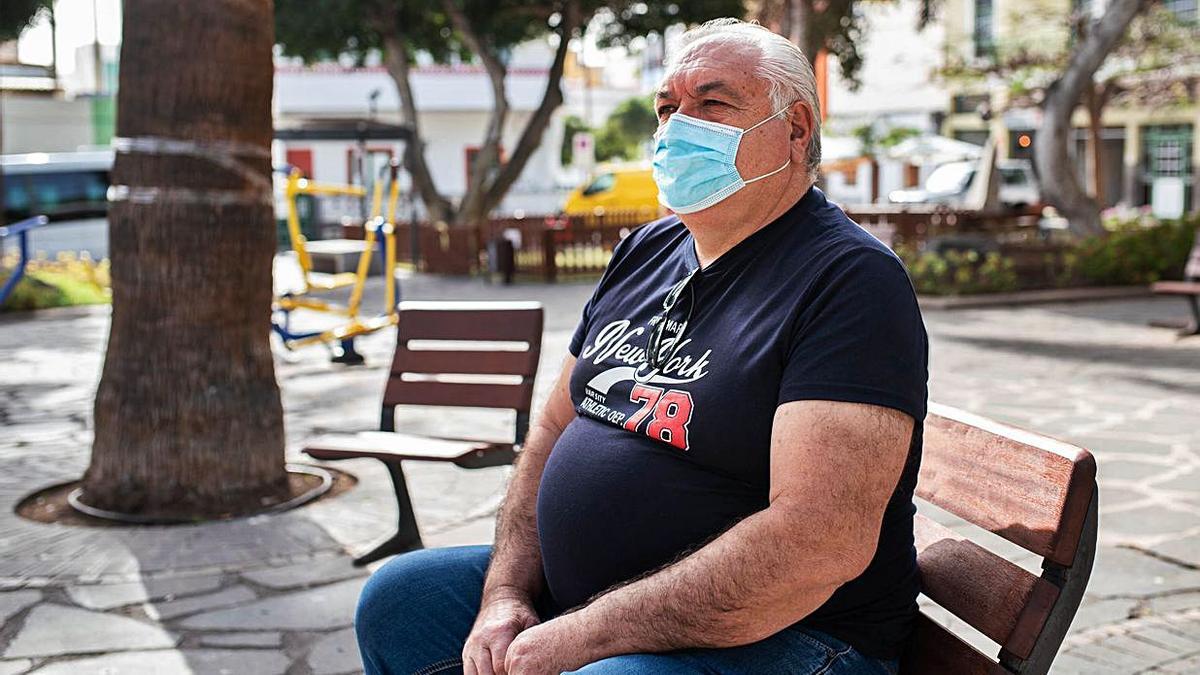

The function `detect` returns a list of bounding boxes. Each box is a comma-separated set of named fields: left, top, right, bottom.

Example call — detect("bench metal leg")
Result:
left=331, top=337, right=366, bottom=365
left=1184, top=296, right=1200, bottom=336
left=353, top=460, right=423, bottom=566
left=1150, top=296, right=1200, bottom=336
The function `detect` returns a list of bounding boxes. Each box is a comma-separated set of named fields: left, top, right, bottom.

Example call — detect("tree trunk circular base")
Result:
left=17, top=465, right=352, bottom=527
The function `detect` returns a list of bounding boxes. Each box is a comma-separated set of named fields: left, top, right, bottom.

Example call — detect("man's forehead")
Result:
left=655, top=40, right=764, bottom=100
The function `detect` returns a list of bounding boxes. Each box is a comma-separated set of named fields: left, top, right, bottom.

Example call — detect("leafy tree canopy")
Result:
left=276, top=0, right=744, bottom=67
left=595, top=95, right=656, bottom=161
left=0, top=0, right=50, bottom=43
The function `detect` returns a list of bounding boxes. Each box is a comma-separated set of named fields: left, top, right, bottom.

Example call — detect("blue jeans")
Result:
left=356, top=546, right=898, bottom=675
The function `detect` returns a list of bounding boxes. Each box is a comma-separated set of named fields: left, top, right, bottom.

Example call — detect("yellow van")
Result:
left=563, top=162, right=662, bottom=220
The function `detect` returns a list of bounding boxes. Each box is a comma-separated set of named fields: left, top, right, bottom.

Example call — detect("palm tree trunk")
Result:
left=81, top=0, right=288, bottom=518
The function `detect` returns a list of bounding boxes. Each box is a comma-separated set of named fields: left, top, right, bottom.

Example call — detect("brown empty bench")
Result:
left=904, top=403, right=1098, bottom=674
left=304, top=301, right=544, bottom=566
left=1151, top=229, right=1200, bottom=336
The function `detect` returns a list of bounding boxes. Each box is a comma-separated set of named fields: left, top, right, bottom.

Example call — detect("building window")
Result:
left=952, top=94, right=990, bottom=114
left=1165, top=0, right=1197, bottom=23
left=973, top=0, right=995, bottom=58
left=1140, top=124, right=1194, bottom=212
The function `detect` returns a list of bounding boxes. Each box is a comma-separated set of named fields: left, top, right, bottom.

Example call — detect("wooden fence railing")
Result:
left=343, top=205, right=1060, bottom=285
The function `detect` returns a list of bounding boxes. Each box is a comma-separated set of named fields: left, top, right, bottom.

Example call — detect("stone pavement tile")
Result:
left=1050, top=651, right=1126, bottom=674
left=1085, top=547, right=1200, bottom=598
left=1097, top=459, right=1176, bottom=482
left=0, top=660, right=31, bottom=675
left=1148, top=590, right=1200, bottom=614
left=1156, top=535, right=1200, bottom=568
left=179, top=578, right=364, bottom=631
left=240, top=556, right=366, bottom=591
left=1133, top=625, right=1200, bottom=654
left=197, top=631, right=283, bottom=648
left=425, top=516, right=497, bottom=549
left=1101, top=507, right=1200, bottom=537
left=1153, top=653, right=1200, bottom=672
left=150, top=585, right=258, bottom=621
left=66, top=575, right=224, bottom=610
left=1070, top=597, right=1137, bottom=632
left=1075, top=436, right=1176, bottom=457
left=3, top=604, right=175, bottom=658
left=1074, top=634, right=1174, bottom=670
left=30, top=648, right=290, bottom=675
left=307, top=627, right=360, bottom=675
left=0, top=591, right=39, bottom=626
left=1098, top=487, right=1154, bottom=509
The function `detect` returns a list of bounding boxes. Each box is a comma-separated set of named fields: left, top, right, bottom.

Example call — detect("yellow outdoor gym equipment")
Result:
left=272, top=161, right=405, bottom=364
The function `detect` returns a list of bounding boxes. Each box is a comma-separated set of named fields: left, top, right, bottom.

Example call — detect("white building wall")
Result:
left=2, top=92, right=94, bottom=152
left=824, top=2, right=947, bottom=131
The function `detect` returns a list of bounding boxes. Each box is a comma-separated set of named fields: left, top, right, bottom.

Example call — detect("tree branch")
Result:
left=480, top=0, right=581, bottom=216
left=442, top=0, right=511, bottom=224
left=1034, top=0, right=1149, bottom=236
left=380, top=29, right=453, bottom=225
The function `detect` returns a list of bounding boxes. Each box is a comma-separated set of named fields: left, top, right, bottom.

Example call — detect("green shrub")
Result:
left=1, top=255, right=111, bottom=312
left=897, top=246, right=1020, bottom=296
left=1072, top=216, right=1196, bottom=286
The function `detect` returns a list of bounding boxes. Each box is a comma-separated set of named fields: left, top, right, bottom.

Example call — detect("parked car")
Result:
left=563, top=162, right=662, bottom=218
left=888, top=159, right=1040, bottom=210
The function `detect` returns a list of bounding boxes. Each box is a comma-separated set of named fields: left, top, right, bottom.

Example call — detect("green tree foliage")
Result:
left=749, top=0, right=940, bottom=90
left=275, top=0, right=742, bottom=227
left=561, top=114, right=591, bottom=165
left=850, top=124, right=922, bottom=158
left=0, top=0, right=49, bottom=43
left=594, top=95, right=656, bottom=161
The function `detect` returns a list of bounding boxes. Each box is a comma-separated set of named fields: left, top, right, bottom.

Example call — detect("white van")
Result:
left=888, top=159, right=1040, bottom=210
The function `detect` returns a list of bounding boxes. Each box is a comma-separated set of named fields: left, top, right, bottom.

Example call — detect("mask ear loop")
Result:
left=741, top=104, right=795, bottom=184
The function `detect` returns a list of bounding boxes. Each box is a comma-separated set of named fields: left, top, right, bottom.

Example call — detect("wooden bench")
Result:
left=1151, top=230, right=1200, bottom=336
left=904, top=403, right=1098, bottom=674
left=303, top=301, right=544, bottom=566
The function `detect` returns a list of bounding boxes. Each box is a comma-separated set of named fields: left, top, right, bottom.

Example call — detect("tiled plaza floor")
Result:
left=0, top=268, right=1198, bottom=673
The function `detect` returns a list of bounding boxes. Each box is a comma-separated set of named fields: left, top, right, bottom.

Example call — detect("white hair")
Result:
left=666, top=18, right=822, bottom=180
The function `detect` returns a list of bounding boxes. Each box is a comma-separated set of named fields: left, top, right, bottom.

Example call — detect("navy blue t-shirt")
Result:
left=536, top=187, right=928, bottom=660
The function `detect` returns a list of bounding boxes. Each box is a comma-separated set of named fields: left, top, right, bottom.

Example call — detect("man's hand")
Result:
left=503, top=617, right=592, bottom=675
left=463, top=595, right=541, bottom=675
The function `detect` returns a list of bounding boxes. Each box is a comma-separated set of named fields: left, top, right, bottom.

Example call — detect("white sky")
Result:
left=16, top=0, right=122, bottom=74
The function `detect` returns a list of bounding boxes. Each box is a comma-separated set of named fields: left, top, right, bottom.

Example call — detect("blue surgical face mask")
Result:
left=652, top=105, right=792, bottom=214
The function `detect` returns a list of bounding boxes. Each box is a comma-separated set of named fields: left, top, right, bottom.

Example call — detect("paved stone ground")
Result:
left=0, top=264, right=1198, bottom=674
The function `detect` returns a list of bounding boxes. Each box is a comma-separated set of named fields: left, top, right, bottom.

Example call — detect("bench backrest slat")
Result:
left=915, top=514, right=1060, bottom=658
left=908, top=614, right=1011, bottom=675
left=905, top=404, right=1098, bottom=675
left=918, top=405, right=1096, bottom=566
left=384, top=302, right=544, bottom=416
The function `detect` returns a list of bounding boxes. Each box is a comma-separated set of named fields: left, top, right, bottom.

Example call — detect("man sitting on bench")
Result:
left=355, top=19, right=928, bottom=675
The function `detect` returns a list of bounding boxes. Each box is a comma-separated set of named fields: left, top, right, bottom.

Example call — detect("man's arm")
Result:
left=505, top=399, right=913, bottom=672
left=483, top=355, right=578, bottom=603
left=463, top=356, right=577, bottom=675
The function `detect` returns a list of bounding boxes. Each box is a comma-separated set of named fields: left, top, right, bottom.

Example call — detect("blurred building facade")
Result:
left=273, top=41, right=645, bottom=218
left=940, top=0, right=1199, bottom=216
left=820, top=2, right=951, bottom=205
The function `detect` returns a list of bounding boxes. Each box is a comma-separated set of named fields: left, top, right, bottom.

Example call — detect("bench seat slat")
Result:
left=914, top=514, right=1059, bottom=659
left=1152, top=281, right=1200, bottom=295
left=919, top=406, right=1096, bottom=565
left=384, top=380, right=535, bottom=411
left=304, top=431, right=508, bottom=463
left=395, top=348, right=539, bottom=377
left=396, top=304, right=544, bottom=342
left=903, top=613, right=1009, bottom=675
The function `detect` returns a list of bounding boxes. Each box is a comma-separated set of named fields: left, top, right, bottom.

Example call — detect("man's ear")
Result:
left=789, top=100, right=815, bottom=147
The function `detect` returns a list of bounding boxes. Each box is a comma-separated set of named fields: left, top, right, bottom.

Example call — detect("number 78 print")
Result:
left=623, top=384, right=694, bottom=451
